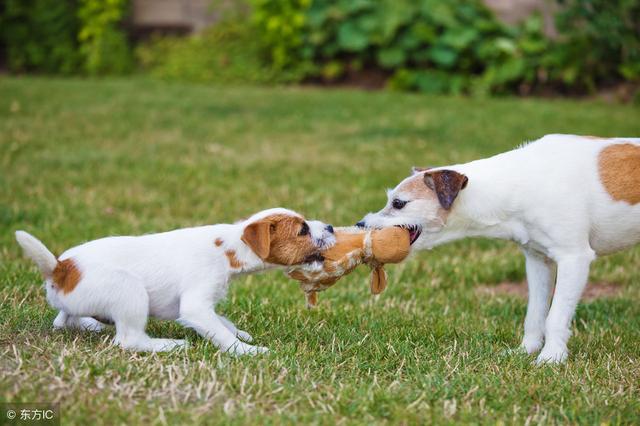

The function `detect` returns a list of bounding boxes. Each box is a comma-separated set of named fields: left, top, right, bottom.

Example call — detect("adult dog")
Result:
left=357, top=134, right=640, bottom=363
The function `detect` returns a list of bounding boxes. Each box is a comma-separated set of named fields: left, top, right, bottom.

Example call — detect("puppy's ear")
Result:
left=424, top=170, right=468, bottom=210
left=242, top=220, right=271, bottom=259
left=411, top=166, right=429, bottom=175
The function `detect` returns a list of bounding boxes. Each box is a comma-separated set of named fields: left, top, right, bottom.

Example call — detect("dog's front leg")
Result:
left=178, top=293, right=267, bottom=356
left=536, top=251, right=594, bottom=364
left=521, top=249, right=555, bottom=354
left=218, top=315, right=254, bottom=342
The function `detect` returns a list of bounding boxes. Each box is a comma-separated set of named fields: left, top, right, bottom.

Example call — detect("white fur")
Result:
left=16, top=208, right=335, bottom=355
left=360, top=134, right=640, bottom=364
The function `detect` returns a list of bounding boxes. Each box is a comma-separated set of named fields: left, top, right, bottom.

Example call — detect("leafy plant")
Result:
left=77, top=0, right=132, bottom=75
left=136, top=19, right=290, bottom=84
left=250, top=0, right=313, bottom=74
left=550, top=0, right=640, bottom=91
left=0, top=0, right=132, bottom=75
left=0, top=0, right=82, bottom=74
left=250, top=0, right=640, bottom=95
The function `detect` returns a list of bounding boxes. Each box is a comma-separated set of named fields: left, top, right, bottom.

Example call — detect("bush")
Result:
left=250, top=0, right=543, bottom=94
left=0, top=0, right=82, bottom=74
left=0, top=0, right=131, bottom=75
left=549, top=0, right=640, bottom=91
left=136, top=18, right=291, bottom=84
left=77, top=0, right=133, bottom=75
left=250, top=0, right=640, bottom=95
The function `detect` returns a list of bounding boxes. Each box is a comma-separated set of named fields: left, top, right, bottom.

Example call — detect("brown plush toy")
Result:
left=286, top=227, right=410, bottom=307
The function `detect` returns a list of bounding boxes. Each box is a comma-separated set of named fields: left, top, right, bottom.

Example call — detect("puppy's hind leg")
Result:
left=53, top=311, right=106, bottom=332
left=520, top=249, right=555, bottom=354
left=91, top=269, right=186, bottom=352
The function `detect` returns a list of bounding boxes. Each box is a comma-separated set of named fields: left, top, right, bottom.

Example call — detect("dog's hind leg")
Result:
left=53, top=311, right=106, bottom=332
left=520, top=249, right=556, bottom=354
left=79, top=268, right=186, bottom=352
left=218, top=315, right=253, bottom=342
left=536, top=250, right=594, bottom=364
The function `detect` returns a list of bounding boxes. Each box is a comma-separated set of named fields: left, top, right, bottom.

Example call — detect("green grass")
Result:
left=1, top=76, right=640, bottom=425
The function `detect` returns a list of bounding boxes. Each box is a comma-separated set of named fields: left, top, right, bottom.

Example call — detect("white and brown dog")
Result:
left=357, top=134, right=640, bottom=364
left=16, top=208, right=335, bottom=355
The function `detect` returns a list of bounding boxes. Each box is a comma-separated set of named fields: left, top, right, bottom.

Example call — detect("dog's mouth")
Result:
left=396, top=225, right=422, bottom=245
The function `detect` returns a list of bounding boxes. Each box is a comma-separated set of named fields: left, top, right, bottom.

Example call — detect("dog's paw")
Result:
left=225, top=341, right=268, bottom=356
left=149, top=338, right=188, bottom=352
left=236, top=330, right=253, bottom=343
left=55, top=315, right=106, bottom=333
left=535, top=343, right=568, bottom=365
left=78, top=317, right=106, bottom=333
left=520, top=335, right=544, bottom=354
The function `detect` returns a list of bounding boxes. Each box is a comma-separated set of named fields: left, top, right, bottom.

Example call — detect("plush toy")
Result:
left=286, top=227, right=411, bottom=307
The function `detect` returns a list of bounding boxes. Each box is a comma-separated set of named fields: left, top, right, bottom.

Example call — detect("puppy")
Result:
left=357, top=134, right=640, bottom=363
left=16, top=208, right=335, bottom=355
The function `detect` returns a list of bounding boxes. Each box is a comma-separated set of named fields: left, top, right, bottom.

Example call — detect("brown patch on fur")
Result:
left=584, top=135, right=607, bottom=140
left=424, top=170, right=468, bottom=210
left=397, top=173, right=435, bottom=198
left=215, top=238, right=224, bottom=247
left=396, top=174, right=450, bottom=224
left=476, top=281, right=622, bottom=301
left=225, top=250, right=244, bottom=268
left=242, top=214, right=318, bottom=265
left=52, top=258, right=81, bottom=294
left=598, top=143, right=640, bottom=204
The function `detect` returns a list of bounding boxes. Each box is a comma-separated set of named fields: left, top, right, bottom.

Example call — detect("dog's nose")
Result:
left=355, top=221, right=366, bottom=228
left=325, top=225, right=334, bottom=234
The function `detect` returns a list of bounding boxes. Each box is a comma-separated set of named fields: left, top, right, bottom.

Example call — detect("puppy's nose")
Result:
left=325, top=225, right=334, bottom=234
left=355, top=221, right=366, bottom=228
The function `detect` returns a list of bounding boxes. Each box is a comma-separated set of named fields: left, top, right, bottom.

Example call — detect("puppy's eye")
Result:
left=299, top=222, right=310, bottom=236
left=392, top=199, right=408, bottom=209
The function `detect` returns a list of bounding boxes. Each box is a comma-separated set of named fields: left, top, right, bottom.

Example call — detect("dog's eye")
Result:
left=392, top=199, right=408, bottom=209
left=299, top=222, right=310, bottom=236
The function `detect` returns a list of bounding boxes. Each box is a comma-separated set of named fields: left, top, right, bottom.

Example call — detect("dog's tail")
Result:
left=15, top=230, right=58, bottom=278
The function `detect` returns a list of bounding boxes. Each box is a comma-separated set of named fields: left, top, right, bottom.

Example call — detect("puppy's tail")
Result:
left=15, top=230, right=58, bottom=278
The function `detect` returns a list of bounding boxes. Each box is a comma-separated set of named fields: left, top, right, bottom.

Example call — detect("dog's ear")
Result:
left=242, top=220, right=271, bottom=259
left=424, top=170, right=468, bottom=210
left=411, top=166, right=429, bottom=175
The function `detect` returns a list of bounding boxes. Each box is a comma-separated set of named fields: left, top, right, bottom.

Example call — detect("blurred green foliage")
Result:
left=0, top=0, right=82, bottom=74
left=136, top=20, right=288, bottom=84
left=77, top=0, right=133, bottom=75
left=551, top=0, right=640, bottom=90
left=1, top=0, right=638, bottom=95
left=0, top=0, right=131, bottom=75
left=250, top=0, right=640, bottom=94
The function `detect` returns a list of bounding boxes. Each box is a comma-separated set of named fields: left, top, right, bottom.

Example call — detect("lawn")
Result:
left=1, top=77, right=640, bottom=425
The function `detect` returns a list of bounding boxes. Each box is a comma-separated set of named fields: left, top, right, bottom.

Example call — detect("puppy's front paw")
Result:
left=236, top=329, right=253, bottom=343
left=535, top=343, right=568, bottom=365
left=225, top=341, right=268, bottom=356
left=520, top=335, right=544, bottom=354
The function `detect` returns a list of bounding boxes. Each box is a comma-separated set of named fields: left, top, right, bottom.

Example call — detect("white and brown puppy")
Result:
left=15, top=208, right=335, bottom=355
left=358, top=134, right=640, bottom=364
